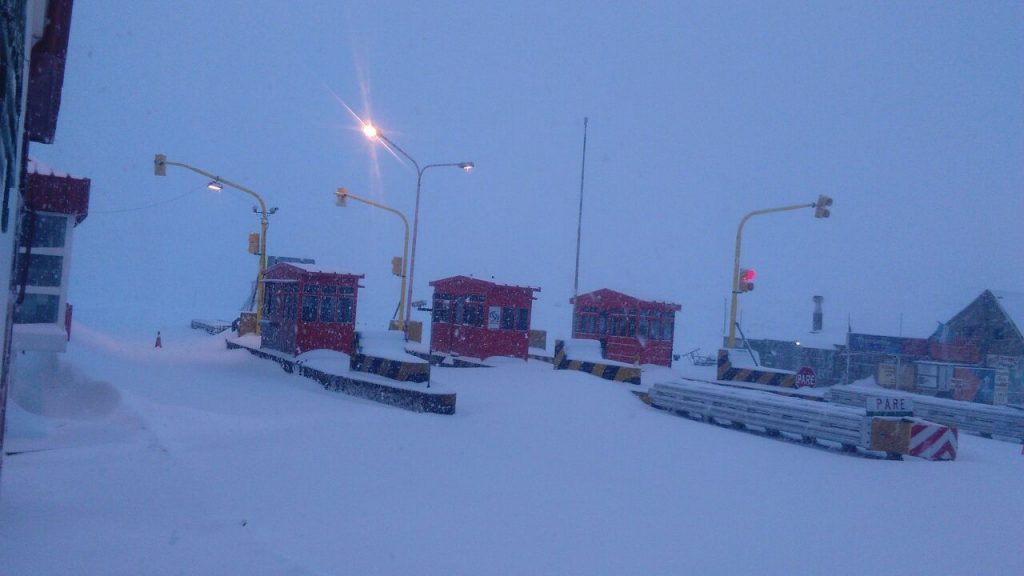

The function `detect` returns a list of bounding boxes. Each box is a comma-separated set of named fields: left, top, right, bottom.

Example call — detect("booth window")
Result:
left=338, top=297, right=353, bottom=323
left=302, top=284, right=319, bottom=322
left=501, top=307, right=515, bottom=330
left=320, top=295, right=336, bottom=322
left=516, top=308, right=529, bottom=330
left=433, top=293, right=452, bottom=323
left=464, top=302, right=484, bottom=327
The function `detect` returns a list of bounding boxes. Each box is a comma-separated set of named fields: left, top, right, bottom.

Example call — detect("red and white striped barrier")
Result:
left=909, top=421, right=958, bottom=461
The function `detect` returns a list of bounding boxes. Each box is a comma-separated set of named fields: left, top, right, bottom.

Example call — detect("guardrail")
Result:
left=648, top=380, right=957, bottom=460
left=826, top=385, right=1024, bottom=442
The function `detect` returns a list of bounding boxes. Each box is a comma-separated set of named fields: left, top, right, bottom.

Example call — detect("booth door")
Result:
left=279, top=285, right=298, bottom=353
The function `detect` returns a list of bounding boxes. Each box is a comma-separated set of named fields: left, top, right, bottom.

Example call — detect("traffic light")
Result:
left=737, top=268, right=755, bottom=293
left=154, top=153, right=166, bottom=176
left=335, top=187, right=348, bottom=206
left=814, top=194, right=833, bottom=218
left=391, top=256, right=403, bottom=276
left=248, top=233, right=260, bottom=254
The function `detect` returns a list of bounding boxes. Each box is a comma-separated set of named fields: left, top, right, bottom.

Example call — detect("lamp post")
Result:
left=726, top=195, right=833, bottom=349
left=335, top=187, right=410, bottom=329
left=154, top=154, right=277, bottom=334
left=361, top=123, right=473, bottom=339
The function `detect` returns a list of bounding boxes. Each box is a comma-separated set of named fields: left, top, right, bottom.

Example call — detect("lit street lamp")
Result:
left=727, top=195, right=833, bottom=349
left=361, top=122, right=473, bottom=339
left=153, top=154, right=278, bottom=334
left=335, top=187, right=410, bottom=329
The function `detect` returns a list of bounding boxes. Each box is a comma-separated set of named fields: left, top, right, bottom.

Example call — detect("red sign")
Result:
left=795, top=366, right=816, bottom=388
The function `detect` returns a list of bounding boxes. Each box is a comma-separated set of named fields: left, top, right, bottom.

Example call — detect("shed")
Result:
left=429, top=275, right=539, bottom=360
left=571, top=288, right=681, bottom=367
left=260, top=263, right=364, bottom=356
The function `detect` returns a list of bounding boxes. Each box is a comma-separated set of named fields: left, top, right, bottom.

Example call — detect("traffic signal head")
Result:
left=154, top=153, right=167, bottom=176
left=248, top=233, right=260, bottom=255
left=814, top=194, right=833, bottom=218
left=335, top=187, right=348, bottom=206
left=391, top=256, right=403, bottom=276
left=738, top=268, right=755, bottom=293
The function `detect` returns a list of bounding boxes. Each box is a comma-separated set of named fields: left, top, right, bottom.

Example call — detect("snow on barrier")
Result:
left=351, top=331, right=430, bottom=383
left=225, top=338, right=455, bottom=415
left=553, top=339, right=641, bottom=385
left=717, top=349, right=795, bottom=388
left=648, top=380, right=957, bottom=460
left=827, top=384, right=1024, bottom=443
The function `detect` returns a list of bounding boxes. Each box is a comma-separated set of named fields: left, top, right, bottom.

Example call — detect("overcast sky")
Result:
left=33, top=1, right=1024, bottom=351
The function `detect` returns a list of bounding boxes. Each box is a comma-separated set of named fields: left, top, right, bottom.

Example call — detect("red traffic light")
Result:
left=738, top=268, right=755, bottom=292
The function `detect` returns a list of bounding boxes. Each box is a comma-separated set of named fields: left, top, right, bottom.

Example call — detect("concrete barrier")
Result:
left=226, top=338, right=455, bottom=415
left=717, top=348, right=795, bottom=387
left=553, top=339, right=641, bottom=385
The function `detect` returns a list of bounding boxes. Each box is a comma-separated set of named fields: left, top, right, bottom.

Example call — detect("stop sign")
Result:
left=795, top=366, right=816, bottom=388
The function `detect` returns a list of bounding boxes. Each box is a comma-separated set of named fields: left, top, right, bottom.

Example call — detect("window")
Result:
left=662, top=319, right=673, bottom=341
left=320, top=296, right=335, bottom=322
left=516, top=308, right=530, bottom=331
left=464, top=303, right=484, bottom=327
left=13, top=212, right=71, bottom=326
left=13, top=293, right=59, bottom=324
left=650, top=320, right=662, bottom=341
left=433, top=294, right=452, bottom=323
left=24, top=254, right=62, bottom=287
left=502, top=307, right=515, bottom=330
left=20, top=213, right=67, bottom=248
left=302, top=296, right=317, bottom=322
left=338, top=297, right=353, bottom=323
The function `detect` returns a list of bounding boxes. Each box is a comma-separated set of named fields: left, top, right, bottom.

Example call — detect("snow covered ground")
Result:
left=1, top=320, right=1023, bottom=575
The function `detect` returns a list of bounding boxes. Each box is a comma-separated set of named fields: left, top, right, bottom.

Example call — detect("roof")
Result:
left=570, top=288, right=681, bottom=311
left=24, top=159, right=90, bottom=225
left=264, top=262, right=364, bottom=279
left=429, top=275, right=540, bottom=293
left=991, top=290, right=1024, bottom=342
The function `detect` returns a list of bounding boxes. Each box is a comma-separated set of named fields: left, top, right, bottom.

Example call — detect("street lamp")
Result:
left=361, top=122, right=473, bottom=339
left=726, top=196, right=833, bottom=349
left=335, top=187, right=410, bottom=330
left=154, top=153, right=278, bottom=334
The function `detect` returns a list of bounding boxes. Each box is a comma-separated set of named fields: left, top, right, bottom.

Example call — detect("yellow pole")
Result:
left=154, top=155, right=272, bottom=334
left=335, top=188, right=410, bottom=328
left=727, top=202, right=814, bottom=349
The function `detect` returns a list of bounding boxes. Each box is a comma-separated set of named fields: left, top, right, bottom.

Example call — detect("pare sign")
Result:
left=866, top=396, right=914, bottom=417
left=795, top=366, right=816, bottom=388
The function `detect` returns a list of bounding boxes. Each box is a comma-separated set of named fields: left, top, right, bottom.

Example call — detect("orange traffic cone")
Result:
left=155, top=331, right=162, bottom=348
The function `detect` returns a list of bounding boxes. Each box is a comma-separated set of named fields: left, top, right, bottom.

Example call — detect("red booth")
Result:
left=260, top=263, right=364, bottom=356
left=430, top=275, right=540, bottom=360
left=570, top=288, right=681, bottom=367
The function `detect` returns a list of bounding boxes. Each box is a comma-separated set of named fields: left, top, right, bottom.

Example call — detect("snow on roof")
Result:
left=27, top=158, right=75, bottom=178
left=991, top=290, right=1024, bottom=340
left=286, top=262, right=363, bottom=277
left=431, top=274, right=540, bottom=292
left=572, top=287, right=680, bottom=309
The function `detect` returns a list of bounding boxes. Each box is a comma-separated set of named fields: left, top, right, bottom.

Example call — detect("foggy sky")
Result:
left=33, top=1, right=1024, bottom=351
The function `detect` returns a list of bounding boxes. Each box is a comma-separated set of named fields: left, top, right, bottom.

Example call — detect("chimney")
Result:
left=812, top=296, right=824, bottom=333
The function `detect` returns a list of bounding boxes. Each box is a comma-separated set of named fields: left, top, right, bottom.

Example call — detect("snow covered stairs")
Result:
left=649, top=380, right=957, bottom=460
left=553, top=339, right=641, bottom=385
